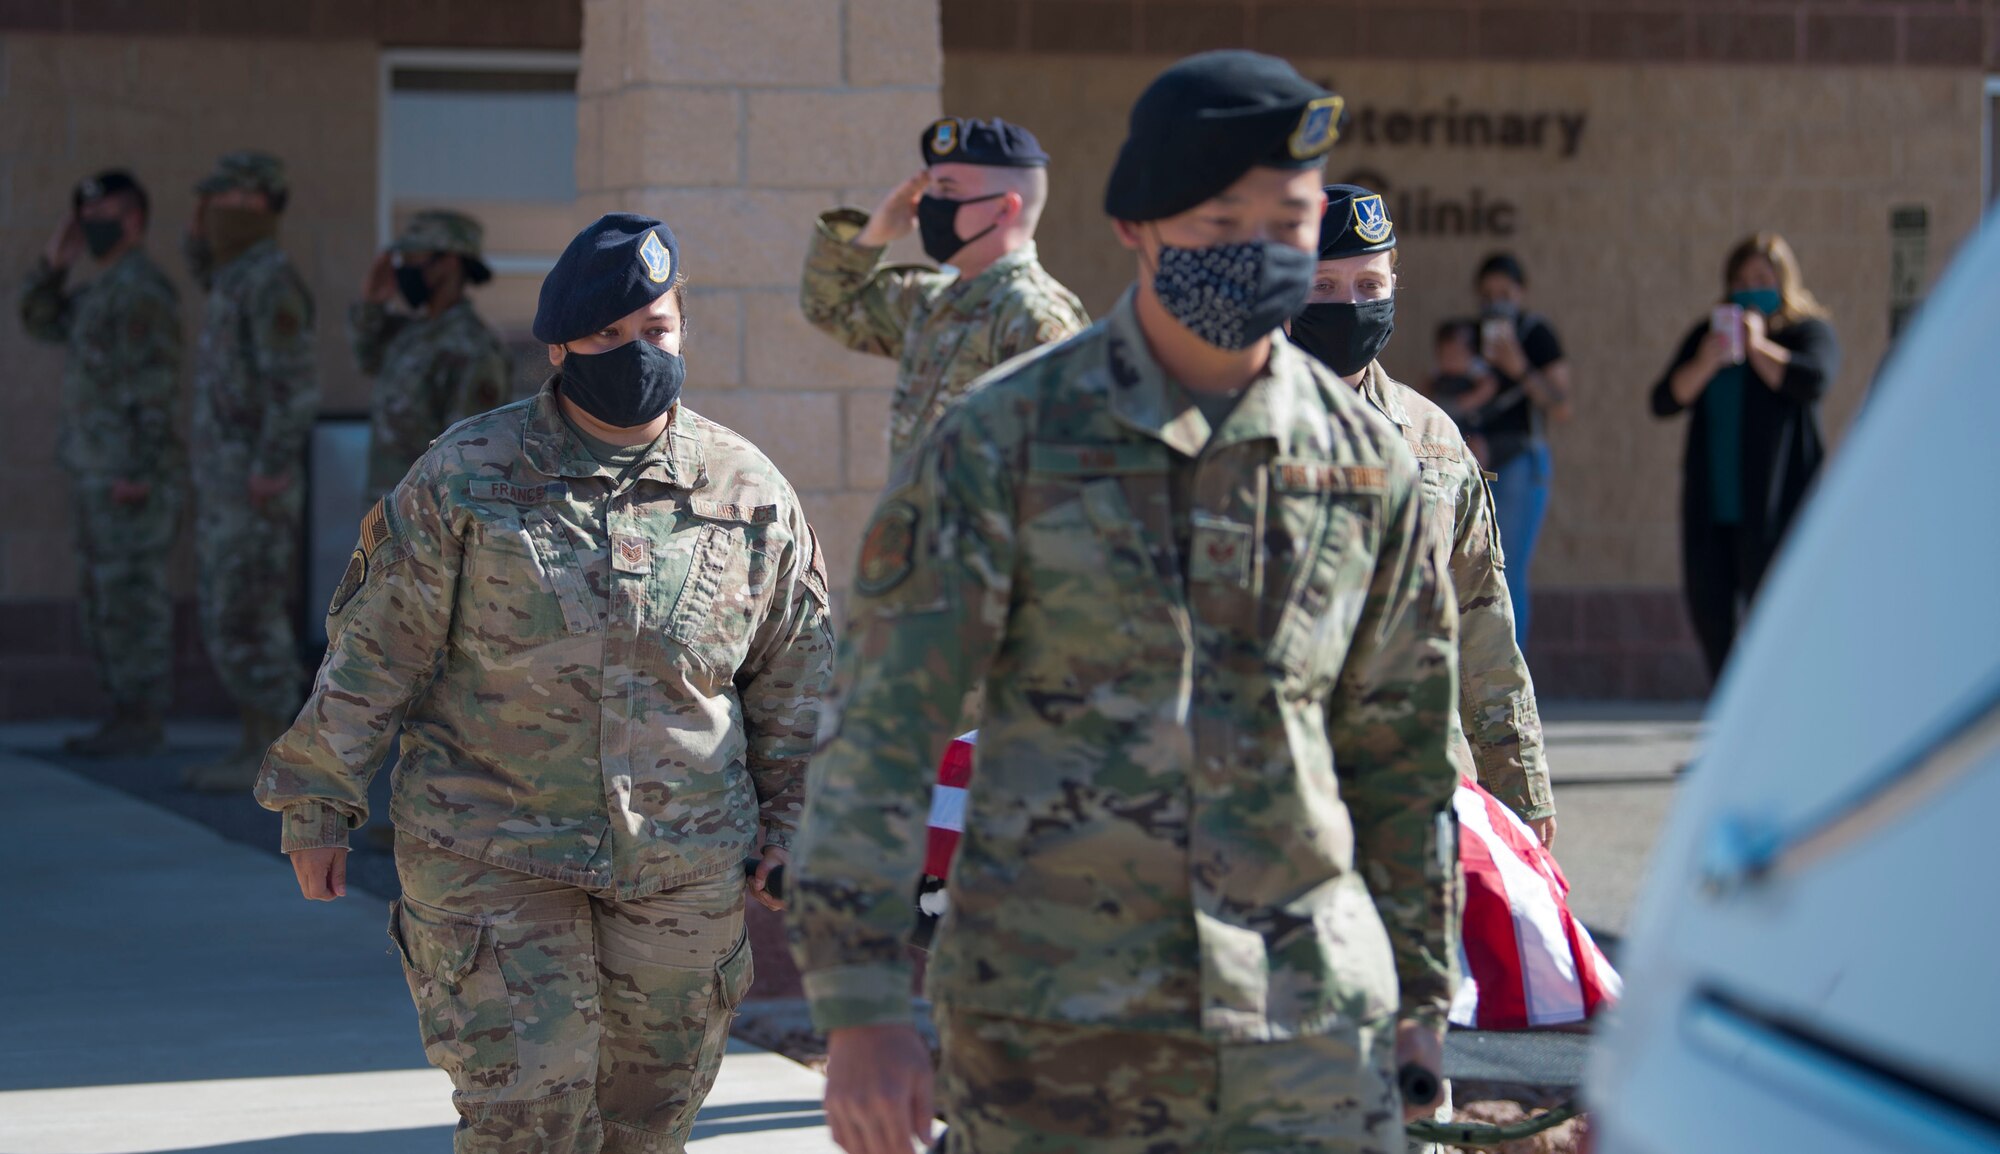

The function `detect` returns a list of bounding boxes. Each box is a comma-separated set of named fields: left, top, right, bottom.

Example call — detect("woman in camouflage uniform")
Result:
left=257, top=214, right=835, bottom=1154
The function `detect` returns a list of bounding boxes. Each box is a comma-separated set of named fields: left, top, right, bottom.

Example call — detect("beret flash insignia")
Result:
left=1352, top=193, right=1392, bottom=244
left=1288, top=95, right=1344, bottom=160
left=639, top=229, right=673, bottom=284
left=930, top=119, right=959, bottom=157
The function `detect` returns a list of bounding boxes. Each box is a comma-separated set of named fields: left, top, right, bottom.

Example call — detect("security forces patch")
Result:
left=1353, top=193, right=1392, bottom=244
left=856, top=500, right=919, bottom=595
left=640, top=229, right=673, bottom=284
left=330, top=500, right=393, bottom=614
left=1288, top=95, right=1345, bottom=160
left=930, top=118, right=959, bottom=157
left=330, top=547, right=367, bottom=615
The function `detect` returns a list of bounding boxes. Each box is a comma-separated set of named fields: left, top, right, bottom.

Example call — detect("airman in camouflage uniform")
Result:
left=259, top=215, right=834, bottom=1154
left=792, top=54, right=1459, bottom=1154
left=352, top=209, right=510, bottom=500
left=183, top=151, right=319, bottom=790
left=1293, top=185, right=1556, bottom=843
left=801, top=116, right=1088, bottom=481
left=19, top=170, right=184, bottom=756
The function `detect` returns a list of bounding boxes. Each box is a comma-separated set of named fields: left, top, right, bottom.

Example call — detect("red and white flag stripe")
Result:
left=922, top=735, right=1620, bottom=1030
left=1450, top=774, right=1620, bottom=1029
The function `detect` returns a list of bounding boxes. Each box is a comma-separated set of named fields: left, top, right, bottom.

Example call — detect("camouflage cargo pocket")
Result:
left=388, top=898, right=521, bottom=1097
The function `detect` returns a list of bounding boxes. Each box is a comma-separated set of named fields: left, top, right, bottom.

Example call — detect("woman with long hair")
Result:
left=1651, top=232, right=1839, bottom=680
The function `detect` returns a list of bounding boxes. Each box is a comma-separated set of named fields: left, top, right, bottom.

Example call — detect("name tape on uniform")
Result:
left=1270, top=461, right=1388, bottom=493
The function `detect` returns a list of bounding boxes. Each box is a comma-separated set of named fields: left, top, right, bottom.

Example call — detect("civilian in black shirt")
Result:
left=1470, top=253, right=1573, bottom=647
left=1651, top=232, right=1838, bottom=681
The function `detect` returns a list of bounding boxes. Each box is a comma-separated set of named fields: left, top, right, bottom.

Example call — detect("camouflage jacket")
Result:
left=1359, top=363, right=1554, bottom=822
left=256, top=382, right=837, bottom=900
left=191, top=237, right=318, bottom=479
left=799, top=209, right=1089, bottom=478
left=790, top=291, right=1461, bottom=1040
left=19, top=250, right=185, bottom=486
left=350, top=298, right=511, bottom=499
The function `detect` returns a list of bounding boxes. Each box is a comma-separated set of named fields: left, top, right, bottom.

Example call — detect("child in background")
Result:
left=1422, top=318, right=1497, bottom=468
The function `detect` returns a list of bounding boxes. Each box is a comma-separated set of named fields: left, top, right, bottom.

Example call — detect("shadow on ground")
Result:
left=32, top=738, right=405, bottom=900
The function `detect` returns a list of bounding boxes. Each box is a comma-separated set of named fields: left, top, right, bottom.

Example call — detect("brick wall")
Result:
left=574, top=0, right=942, bottom=592
left=0, top=3, right=582, bottom=716
left=946, top=44, right=1986, bottom=698
left=0, top=0, right=582, bottom=47
left=943, top=0, right=2000, bottom=69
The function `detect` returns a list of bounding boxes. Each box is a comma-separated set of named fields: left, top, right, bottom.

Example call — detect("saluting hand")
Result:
left=44, top=213, right=83, bottom=270
left=855, top=171, right=929, bottom=249
left=363, top=250, right=397, bottom=305
left=289, top=847, right=349, bottom=901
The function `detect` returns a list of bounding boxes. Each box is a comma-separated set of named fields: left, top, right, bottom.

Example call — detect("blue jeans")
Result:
left=1489, top=442, right=1552, bottom=648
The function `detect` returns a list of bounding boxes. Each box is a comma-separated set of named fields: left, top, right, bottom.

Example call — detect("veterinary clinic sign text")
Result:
left=1325, top=93, right=1590, bottom=239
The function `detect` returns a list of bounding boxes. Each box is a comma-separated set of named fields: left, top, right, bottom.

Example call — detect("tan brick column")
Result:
left=576, top=0, right=941, bottom=594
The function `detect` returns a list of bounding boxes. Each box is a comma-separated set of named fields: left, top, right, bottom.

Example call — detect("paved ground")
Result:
left=0, top=742, right=835, bottom=1154
left=0, top=706, right=1696, bottom=1151
left=1537, top=702, right=1701, bottom=942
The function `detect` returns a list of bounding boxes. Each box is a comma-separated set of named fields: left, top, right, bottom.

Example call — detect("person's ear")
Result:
left=998, top=190, right=1023, bottom=225
left=547, top=344, right=566, bottom=367
left=1111, top=219, right=1144, bottom=252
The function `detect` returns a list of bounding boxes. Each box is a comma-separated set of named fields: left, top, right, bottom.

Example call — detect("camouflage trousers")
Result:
left=392, top=832, right=754, bottom=1154
left=71, top=478, right=182, bottom=711
left=936, top=1010, right=1403, bottom=1153
left=193, top=468, right=304, bottom=719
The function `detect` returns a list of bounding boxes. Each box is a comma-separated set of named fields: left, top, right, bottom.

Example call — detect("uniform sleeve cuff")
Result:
left=803, top=963, right=916, bottom=1032
left=1399, top=1003, right=1452, bottom=1036
left=815, top=207, right=873, bottom=245
left=760, top=826, right=793, bottom=851
left=279, top=800, right=353, bottom=853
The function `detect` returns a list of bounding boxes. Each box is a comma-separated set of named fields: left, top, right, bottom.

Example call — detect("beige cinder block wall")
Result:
left=947, top=56, right=1985, bottom=591
left=576, top=0, right=942, bottom=592
left=0, top=33, right=379, bottom=602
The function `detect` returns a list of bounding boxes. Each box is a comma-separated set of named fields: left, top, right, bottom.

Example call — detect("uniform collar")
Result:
left=216, top=235, right=279, bottom=277
left=1102, top=288, right=1315, bottom=459
left=1357, top=360, right=1413, bottom=429
left=98, top=247, right=149, bottom=284
left=522, top=378, right=706, bottom=488
left=937, top=242, right=1041, bottom=314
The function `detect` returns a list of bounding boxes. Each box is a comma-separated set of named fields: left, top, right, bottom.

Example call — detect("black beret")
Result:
left=1104, top=51, right=1343, bottom=223
left=533, top=213, right=680, bottom=345
left=1318, top=184, right=1397, bottom=260
left=922, top=117, right=1049, bottom=168
left=74, top=169, right=144, bottom=211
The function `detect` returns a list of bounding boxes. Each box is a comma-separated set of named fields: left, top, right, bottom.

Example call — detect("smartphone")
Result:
left=1479, top=317, right=1512, bottom=358
left=1710, top=304, right=1745, bottom=363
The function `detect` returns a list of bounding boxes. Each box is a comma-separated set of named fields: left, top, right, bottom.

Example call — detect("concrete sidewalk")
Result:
left=0, top=748, right=835, bottom=1154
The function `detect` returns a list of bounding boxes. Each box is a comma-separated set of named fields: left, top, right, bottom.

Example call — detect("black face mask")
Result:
left=916, top=193, right=1003, bottom=264
left=559, top=339, right=686, bottom=429
left=1291, top=298, right=1397, bottom=377
left=394, top=264, right=432, bottom=311
left=81, top=218, right=125, bottom=260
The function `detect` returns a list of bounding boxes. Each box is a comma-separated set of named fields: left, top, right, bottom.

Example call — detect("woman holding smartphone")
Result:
left=1651, top=231, right=1839, bottom=681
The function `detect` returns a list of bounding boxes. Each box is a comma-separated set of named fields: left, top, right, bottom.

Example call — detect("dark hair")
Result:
left=1475, top=252, right=1525, bottom=288
left=1722, top=231, right=1827, bottom=328
left=267, top=189, right=289, bottom=215
left=1435, top=317, right=1479, bottom=348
